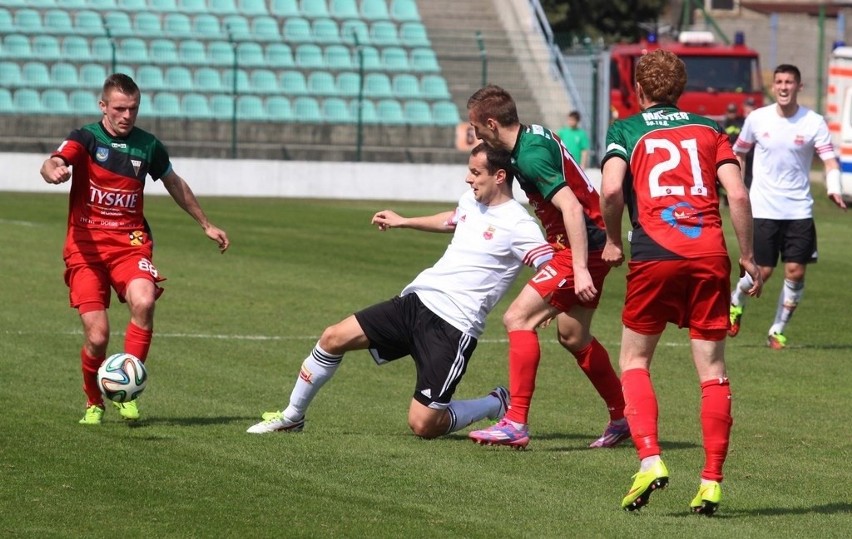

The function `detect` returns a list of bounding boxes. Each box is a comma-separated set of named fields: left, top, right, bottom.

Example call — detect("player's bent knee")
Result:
left=408, top=418, right=442, bottom=439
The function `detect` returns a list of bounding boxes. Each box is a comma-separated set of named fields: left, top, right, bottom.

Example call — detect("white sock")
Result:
left=639, top=455, right=661, bottom=472
left=731, top=273, right=754, bottom=307
left=445, top=393, right=502, bottom=434
left=282, top=343, right=342, bottom=421
left=769, top=279, right=804, bottom=335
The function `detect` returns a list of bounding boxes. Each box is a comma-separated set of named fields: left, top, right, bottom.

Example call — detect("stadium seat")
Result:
left=376, top=98, right=405, bottom=124
left=336, top=71, right=360, bottom=97
left=115, top=64, right=135, bottom=80
left=270, top=0, right=300, bottom=18
left=283, top=17, right=313, bottom=43
left=325, top=45, right=353, bottom=70
left=104, top=12, right=133, bottom=37
left=239, top=0, right=269, bottom=16
left=340, top=19, right=369, bottom=45
left=22, top=61, right=51, bottom=87
left=43, top=10, right=73, bottom=35
left=250, top=69, right=279, bottom=94
left=251, top=16, right=281, bottom=42
left=237, top=42, right=266, bottom=67
left=153, top=92, right=181, bottom=117
left=432, top=100, right=460, bottom=125
left=306, top=71, right=337, bottom=96
left=137, top=65, right=165, bottom=90
left=0, top=88, right=13, bottom=113
left=312, top=18, right=341, bottom=44
left=179, top=40, right=208, bottom=65
left=364, top=72, right=392, bottom=98
left=88, top=0, right=118, bottom=8
left=50, top=63, right=80, bottom=88
left=421, top=74, right=451, bottom=100
left=330, top=0, right=360, bottom=19
left=210, top=94, right=234, bottom=118
left=13, top=88, right=43, bottom=113
left=90, top=37, right=113, bottom=59
left=351, top=97, right=378, bottom=123
left=265, top=43, right=294, bottom=68
left=295, top=44, right=324, bottom=69
left=134, top=13, right=163, bottom=37
left=279, top=71, right=308, bottom=95
left=149, top=39, right=180, bottom=64
left=361, top=0, right=390, bottom=20
left=177, top=0, right=207, bottom=13
left=79, top=63, right=108, bottom=88
left=14, top=9, right=43, bottom=34
left=399, top=22, right=430, bottom=47
left=223, top=15, right=251, bottom=40
left=194, top=67, right=223, bottom=92
left=223, top=68, right=250, bottom=92
left=0, top=62, right=22, bottom=88
left=322, top=97, right=351, bottom=122
left=163, top=13, right=193, bottom=37
left=119, top=38, right=149, bottom=63
left=209, top=41, right=235, bottom=66
left=300, top=0, right=330, bottom=18
left=74, top=11, right=104, bottom=35
left=192, top=14, right=224, bottom=39
left=69, top=89, right=98, bottom=114
left=181, top=93, right=212, bottom=118
left=411, top=48, right=440, bottom=72
left=0, top=9, right=13, bottom=34
left=292, top=96, right=322, bottom=122
left=237, top=94, right=265, bottom=120
left=370, top=21, right=399, bottom=46
left=210, top=0, right=238, bottom=15
left=150, top=0, right=179, bottom=11
left=118, top=0, right=148, bottom=9
left=41, top=88, right=72, bottom=115
left=392, top=73, right=420, bottom=98
left=32, top=35, right=62, bottom=60
left=390, top=0, right=421, bottom=21
left=3, top=34, right=32, bottom=59
left=356, top=45, right=382, bottom=70
left=403, top=99, right=432, bottom=125
left=164, top=66, right=193, bottom=91
left=266, top=95, right=293, bottom=121
left=382, top=47, right=410, bottom=71
left=61, top=36, right=92, bottom=62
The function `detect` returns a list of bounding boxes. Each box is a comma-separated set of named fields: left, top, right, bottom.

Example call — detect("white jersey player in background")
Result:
left=729, top=64, right=846, bottom=349
left=247, top=143, right=553, bottom=437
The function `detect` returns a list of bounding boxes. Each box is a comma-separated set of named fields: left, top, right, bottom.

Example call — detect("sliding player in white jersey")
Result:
left=247, top=143, right=553, bottom=438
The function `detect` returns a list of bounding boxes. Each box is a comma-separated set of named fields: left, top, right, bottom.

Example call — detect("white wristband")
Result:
left=826, top=168, right=842, bottom=196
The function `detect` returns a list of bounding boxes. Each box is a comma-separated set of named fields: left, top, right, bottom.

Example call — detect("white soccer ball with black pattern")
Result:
left=97, top=353, right=148, bottom=403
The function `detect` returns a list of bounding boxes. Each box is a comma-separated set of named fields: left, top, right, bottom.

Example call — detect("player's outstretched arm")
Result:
left=40, top=156, right=71, bottom=185
left=371, top=209, right=455, bottom=233
left=718, top=162, right=762, bottom=298
left=824, top=159, right=847, bottom=210
left=600, top=156, right=627, bottom=268
left=161, top=171, right=230, bottom=253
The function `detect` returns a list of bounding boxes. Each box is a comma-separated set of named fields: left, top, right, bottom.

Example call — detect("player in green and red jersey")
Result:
left=600, top=50, right=761, bottom=515
left=40, top=73, right=230, bottom=425
left=465, top=85, right=628, bottom=450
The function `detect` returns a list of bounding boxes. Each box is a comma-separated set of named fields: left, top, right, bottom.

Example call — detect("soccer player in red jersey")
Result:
left=600, top=50, right=762, bottom=515
left=40, top=74, right=230, bottom=425
left=465, top=85, right=628, bottom=449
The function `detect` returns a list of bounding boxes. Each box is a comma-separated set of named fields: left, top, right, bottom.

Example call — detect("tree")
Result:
left=542, top=0, right=669, bottom=45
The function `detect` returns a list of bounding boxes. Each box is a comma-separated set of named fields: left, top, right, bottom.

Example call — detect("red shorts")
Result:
left=63, top=228, right=165, bottom=314
left=527, top=249, right=610, bottom=311
left=622, top=257, right=731, bottom=340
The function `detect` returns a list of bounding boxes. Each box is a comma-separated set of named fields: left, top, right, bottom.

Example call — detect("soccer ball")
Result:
left=97, top=353, right=148, bottom=403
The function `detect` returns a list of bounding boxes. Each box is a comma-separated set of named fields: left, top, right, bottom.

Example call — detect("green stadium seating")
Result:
left=410, top=47, right=440, bottom=72
left=265, top=43, right=294, bottom=68
left=356, top=45, right=382, bottom=70
left=250, top=69, right=279, bottom=94
left=118, top=0, right=148, bottom=9
left=62, top=36, right=91, bottom=61
left=336, top=71, right=360, bottom=97
left=193, top=14, right=224, bottom=38
left=137, top=65, right=165, bottom=90
left=50, top=62, right=80, bottom=88
left=165, top=66, right=194, bottom=91
left=364, top=72, right=392, bottom=98
left=210, top=94, right=234, bottom=118
left=32, top=35, right=62, bottom=60
left=266, top=95, right=293, bottom=121
left=283, top=17, right=313, bottom=43
left=237, top=42, right=266, bottom=67
left=376, top=98, right=404, bottom=124
left=296, top=44, right=324, bottom=69
left=307, top=71, right=337, bottom=96
left=179, top=40, right=208, bottom=65
left=301, top=0, right=330, bottom=18
left=392, top=73, right=420, bottom=98
left=239, top=0, right=269, bottom=16
left=340, top=19, right=370, bottom=45
left=181, top=93, right=212, bottom=118
left=14, top=9, right=43, bottom=34
left=251, top=16, right=281, bottom=42
left=223, top=68, right=250, bottom=92
left=351, top=97, right=377, bottom=123
left=153, top=92, right=181, bottom=117
left=164, top=13, right=193, bottom=37
left=119, top=38, right=149, bottom=63
left=89, top=0, right=118, bottom=8
left=104, top=11, right=133, bottom=36
left=293, top=96, right=322, bottom=122
left=43, top=10, right=73, bottom=34
left=116, top=64, right=135, bottom=80
left=74, top=11, right=104, bottom=35
left=223, top=14, right=251, bottom=40
left=210, top=0, right=239, bottom=15
left=421, top=74, right=450, bottom=99
left=432, top=100, right=460, bottom=125
left=382, top=46, right=410, bottom=71
left=178, top=0, right=207, bottom=13
left=194, top=67, right=223, bottom=92
left=79, top=63, right=107, bottom=88
left=0, top=88, right=13, bottom=113
left=4, top=34, right=32, bottom=59
left=209, top=41, right=235, bottom=66
left=270, top=0, right=300, bottom=18
left=13, top=88, right=43, bottom=113
left=149, top=39, right=180, bottom=64
left=399, top=22, right=430, bottom=47
left=237, top=94, right=265, bottom=120
left=42, top=88, right=72, bottom=114
left=325, top=44, right=353, bottom=70
left=150, top=0, right=179, bottom=11
left=134, top=13, right=163, bottom=37
left=403, top=99, right=431, bottom=125
left=330, top=0, right=359, bottom=19
left=322, top=97, right=351, bottom=122
left=390, top=0, right=421, bottom=21
left=0, top=62, right=22, bottom=87
left=69, top=89, right=98, bottom=113
left=361, top=0, right=390, bottom=20
left=0, top=9, right=12, bottom=34
left=312, top=18, right=341, bottom=44
left=22, top=61, right=51, bottom=87
left=370, top=21, right=399, bottom=46
left=90, top=37, right=114, bottom=59
left=279, top=70, right=308, bottom=95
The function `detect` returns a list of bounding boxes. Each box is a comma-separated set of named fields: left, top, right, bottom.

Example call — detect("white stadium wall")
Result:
left=2, top=153, right=602, bottom=202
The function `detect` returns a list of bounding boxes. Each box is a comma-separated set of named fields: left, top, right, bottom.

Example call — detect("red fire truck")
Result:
left=610, top=31, right=764, bottom=121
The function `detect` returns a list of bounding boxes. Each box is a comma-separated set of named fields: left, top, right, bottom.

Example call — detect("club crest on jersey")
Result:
left=128, top=230, right=145, bottom=246
left=95, top=146, right=109, bottom=162
left=131, top=159, right=142, bottom=176
left=661, top=202, right=703, bottom=239
left=794, top=135, right=805, bottom=146
left=483, top=225, right=495, bottom=240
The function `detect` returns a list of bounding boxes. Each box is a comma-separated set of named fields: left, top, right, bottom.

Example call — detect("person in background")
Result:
left=557, top=110, right=591, bottom=169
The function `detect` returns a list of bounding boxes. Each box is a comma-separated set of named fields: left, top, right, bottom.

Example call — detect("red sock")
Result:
left=504, top=330, right=540, bottom=425
left=621, top=368, right=659, bottom=459
left=81, top=348, right=105, bottom=407
left=700, top=377, right=733, bottom=482
left=124, top=322, right=153, bottom=362
left=573, top=338, right=625, bottom=420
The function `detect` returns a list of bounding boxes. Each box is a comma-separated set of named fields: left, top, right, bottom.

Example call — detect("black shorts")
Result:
left=753, top=218, right=818, bottom=267
left=354, top=293, right=477, bottom=409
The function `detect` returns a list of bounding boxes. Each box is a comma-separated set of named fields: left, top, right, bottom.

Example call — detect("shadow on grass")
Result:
left=665, top=502, right=852, bottom=518
left=127, top=416, right=258, bottom=427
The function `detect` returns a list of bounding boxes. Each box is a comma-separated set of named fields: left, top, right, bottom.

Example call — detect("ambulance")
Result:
left=825, top=45, right=852, bottom=201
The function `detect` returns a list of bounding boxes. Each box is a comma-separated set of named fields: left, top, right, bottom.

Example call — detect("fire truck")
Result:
left=609, top=31, right=764, bottom=121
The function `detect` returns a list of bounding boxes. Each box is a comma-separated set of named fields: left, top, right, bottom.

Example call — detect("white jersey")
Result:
left=401, top=190, right=553, bottom=339
left=733, top=104, right=836, bottom=219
